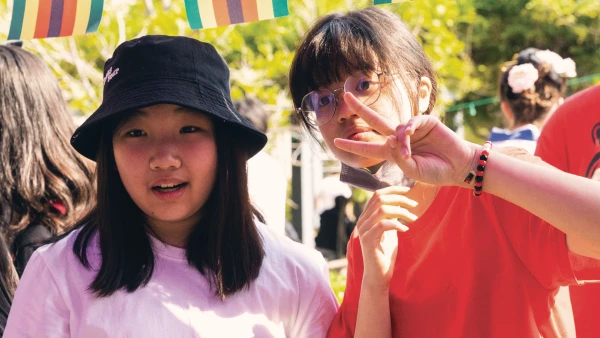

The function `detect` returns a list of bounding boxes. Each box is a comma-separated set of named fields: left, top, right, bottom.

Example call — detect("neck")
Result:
left=146, top=218, right=196, bottom=248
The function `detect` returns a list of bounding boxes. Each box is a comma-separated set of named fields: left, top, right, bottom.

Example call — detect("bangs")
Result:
left=297, top=15, right=381, bottom=93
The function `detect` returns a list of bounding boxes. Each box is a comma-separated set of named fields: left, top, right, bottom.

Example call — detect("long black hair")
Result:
left=71, top=117, right=265, bottom=299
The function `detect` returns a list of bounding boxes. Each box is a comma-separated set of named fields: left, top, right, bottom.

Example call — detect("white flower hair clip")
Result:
left=535, top=50, right=577, bottom=78
left=508, top=63, right=539, bottom=94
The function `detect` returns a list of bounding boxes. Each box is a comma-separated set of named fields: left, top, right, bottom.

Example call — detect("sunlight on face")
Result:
left=112, top=104, right=218, bottom=233
left=317, top=73, right=416, bottom=170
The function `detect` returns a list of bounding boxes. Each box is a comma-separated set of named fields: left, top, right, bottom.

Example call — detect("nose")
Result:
left=335, top=91, right=357, bottom=123
left=149, top=140, right=182, bottom=170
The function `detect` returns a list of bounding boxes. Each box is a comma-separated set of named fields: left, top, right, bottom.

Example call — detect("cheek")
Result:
left=187, top=141, right=218, bottom=176
left=113, top=144, right=147, bottom=182
left=318, top=125, right=338, bottom=147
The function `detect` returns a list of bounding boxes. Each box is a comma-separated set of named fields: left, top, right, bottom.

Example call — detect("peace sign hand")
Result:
left=334, top=92, right=479, bottom=187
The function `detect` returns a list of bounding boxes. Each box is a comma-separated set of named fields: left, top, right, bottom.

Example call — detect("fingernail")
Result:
left=400, top=224, right=410, bottom=232
left=402, top=148, right=409, bottom=158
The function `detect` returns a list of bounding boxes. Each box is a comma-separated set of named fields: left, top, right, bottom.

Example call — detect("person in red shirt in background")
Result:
left=536, top=83, right=600, bottom=338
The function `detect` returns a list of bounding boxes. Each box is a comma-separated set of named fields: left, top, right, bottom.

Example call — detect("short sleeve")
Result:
left=492, top=195, right=578, bottom=288
left=288, top=251, right=339, bottom=338
left=327, top=232, right=362, bottom=337
left=535, top=105, right=569, bottom=172
left=4, top=250, right=70, bottom=337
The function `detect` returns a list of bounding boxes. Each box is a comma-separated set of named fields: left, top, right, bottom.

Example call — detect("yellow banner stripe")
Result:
left=73, top=0, right=92, bottom=35
left=198, top=0, right=217, bottom=29
left=256, top=0, right=274, bottom=20
left=21, top=0, right=41, bottom=40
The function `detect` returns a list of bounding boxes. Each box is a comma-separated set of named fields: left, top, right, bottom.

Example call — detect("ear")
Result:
left=500, top=101, right=514, bottom=127
left=417, top=77, right=432, bottom=114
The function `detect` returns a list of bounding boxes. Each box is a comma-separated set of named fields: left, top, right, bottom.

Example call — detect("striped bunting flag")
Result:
left=374, top=0, right=412, bottom=4
left=184, top=0, right=289, bottom=30
left=8, top=0, right=104, bottom=41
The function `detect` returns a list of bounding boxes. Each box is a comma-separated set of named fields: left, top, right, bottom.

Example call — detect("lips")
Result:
left=152, top=182, right=187, bottom=192
left=150, top=179, right=189, bottom=200
left=344, top=125, right=377, bottom=140
left=150, top=179, right=188, bottom=192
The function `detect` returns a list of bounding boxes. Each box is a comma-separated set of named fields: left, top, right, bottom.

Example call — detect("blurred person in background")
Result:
left=491, top=47, right=579, bottom=336
left=0, top=44, right=96, bottom=276
left=488, top=48, right=576, bottom=154
left=314, top=176, right=354, bottom=259
left=234, top=96, right=287, bottom=236
left=536, top=83, right=600, bottom=338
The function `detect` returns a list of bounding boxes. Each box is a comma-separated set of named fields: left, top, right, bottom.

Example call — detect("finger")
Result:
left=334, top=138, right=390, bottom=162
left=358, top=205, right=418, bottom=233
left=361, top=186, right=416, bottom=221
left=362, top=220, right=409, bottom=240
left=395, top=115, right=433, bottom=159
left=343, top=92, right=396, bottom=136
left=377, top=194, right=419, bottom=208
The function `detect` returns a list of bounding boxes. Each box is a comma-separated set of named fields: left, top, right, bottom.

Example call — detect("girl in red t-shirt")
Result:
left=289, top=6, right=600, bottom=338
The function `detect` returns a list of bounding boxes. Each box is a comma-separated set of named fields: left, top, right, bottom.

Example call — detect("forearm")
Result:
left=355, top=283, right=392, bottom=338
left=478, top=150, right=600, bottom=256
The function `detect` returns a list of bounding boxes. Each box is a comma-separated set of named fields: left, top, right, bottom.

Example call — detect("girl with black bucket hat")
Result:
left=288, top=7, right=600, bottom=337
left=5, top=35, right=338, bottom=337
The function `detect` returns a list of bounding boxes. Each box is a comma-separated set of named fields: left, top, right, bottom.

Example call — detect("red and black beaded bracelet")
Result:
left=463, top=141, right=493, bottom=196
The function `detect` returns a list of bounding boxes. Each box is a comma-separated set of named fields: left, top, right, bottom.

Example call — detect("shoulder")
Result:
left=33, top=228, right=99, bottom=272
left=257, top=221, right=328, bottom=277
left=13, top=224, right=52, bottom=248
left=553, top=84, right=600, bottom=120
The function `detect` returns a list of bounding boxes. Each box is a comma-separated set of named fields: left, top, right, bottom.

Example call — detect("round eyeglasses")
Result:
left=296, top=73, right=385, bottom=126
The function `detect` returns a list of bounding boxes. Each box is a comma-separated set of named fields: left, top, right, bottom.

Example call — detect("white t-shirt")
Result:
left=4, top=222, right=338, bottom=338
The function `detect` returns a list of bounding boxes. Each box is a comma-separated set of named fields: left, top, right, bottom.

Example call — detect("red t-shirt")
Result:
left=536, top=84, right=600, bottom=338
left=328, top=186, right=583, bottom=338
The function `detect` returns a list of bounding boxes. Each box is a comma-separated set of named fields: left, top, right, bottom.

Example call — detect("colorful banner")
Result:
left=8, top=0, right=104, bottom=40
left=374, top=0, right=412, bottom=4
left=185, top=0, right=289, bottom=30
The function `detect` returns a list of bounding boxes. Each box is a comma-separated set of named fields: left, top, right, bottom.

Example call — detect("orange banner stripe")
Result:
left=213, top=0, right=230, bottom=26
left=60, top=0, right=77, bottom=36
left=240, top=0, right=258, bottom=22
left=33, top=0, right=52, bottom=38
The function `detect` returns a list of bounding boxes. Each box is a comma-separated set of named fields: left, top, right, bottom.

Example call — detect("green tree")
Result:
left=452, top=0, right=600, bottom=142
left=0, top=0, right=476, bottom=125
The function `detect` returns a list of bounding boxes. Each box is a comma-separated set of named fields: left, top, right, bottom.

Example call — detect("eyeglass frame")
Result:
left=295, top=72, right=387, bottom=127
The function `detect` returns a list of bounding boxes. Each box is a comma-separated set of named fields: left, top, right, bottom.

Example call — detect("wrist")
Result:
left=460, top=142, right=492, bottom=195
left=458, top=143, right=483, bottom=189
left=362, top=276, right=392, bottom=292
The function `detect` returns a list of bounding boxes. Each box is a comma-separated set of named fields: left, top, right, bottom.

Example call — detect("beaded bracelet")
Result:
left=463, top=141, right=492, bottom=196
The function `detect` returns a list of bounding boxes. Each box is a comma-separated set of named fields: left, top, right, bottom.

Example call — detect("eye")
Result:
left=356, top=78, right=372, bottom=92
left=180, top=126, right=199, bottom=133
left=317, top=95, right=332, bottom=107
left=126, top=130, right=146, bottom=137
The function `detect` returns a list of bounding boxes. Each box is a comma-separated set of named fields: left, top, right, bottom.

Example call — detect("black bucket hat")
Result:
left=71, top=35, right=267, bottom=161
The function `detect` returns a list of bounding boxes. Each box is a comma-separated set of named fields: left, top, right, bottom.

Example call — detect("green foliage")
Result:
left=2, top=0, right=598, bottom=139
left=329, top=269, right=347, bottom=304
left=454, top=0, right=600, bottom=139
left=1, top=0, right=478, bottom=125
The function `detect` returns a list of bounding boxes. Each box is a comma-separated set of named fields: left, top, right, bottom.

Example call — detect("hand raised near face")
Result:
left=334, top=92, right=479, bottom=187
left=356, top=186, right=418, bottom=289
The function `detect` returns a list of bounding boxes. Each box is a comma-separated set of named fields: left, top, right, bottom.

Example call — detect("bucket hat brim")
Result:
left=71, top=77, right=268, bottom=161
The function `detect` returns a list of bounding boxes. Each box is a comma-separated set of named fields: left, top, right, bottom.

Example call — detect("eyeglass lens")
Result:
left=301, top=73, right=382, bottom=126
